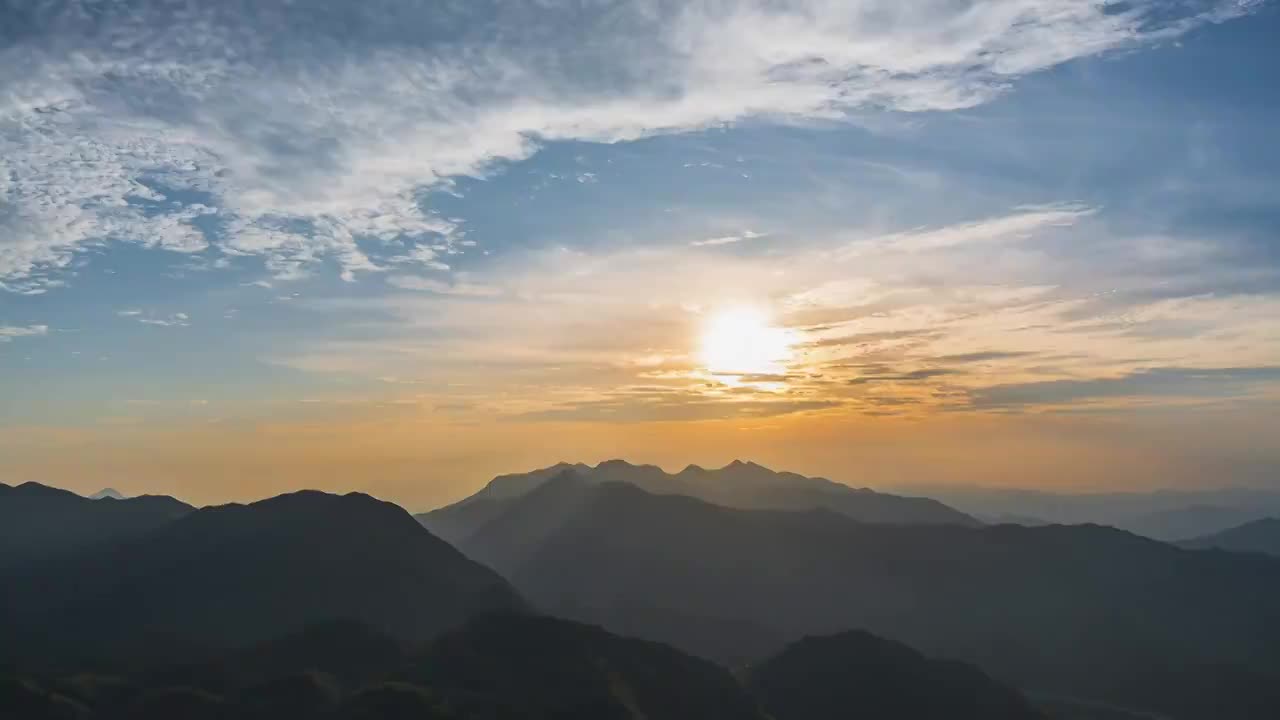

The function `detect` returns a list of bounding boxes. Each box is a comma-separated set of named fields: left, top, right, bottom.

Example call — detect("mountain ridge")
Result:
left=452, top=476, right=1280, bottom=718
left=417, top=459, right=977, bottom=545
left=2, top=488, right=525, bottom=667
left=0, top=480, right=193, bottom=570
left=1179, top=517, right=1280, bottom=556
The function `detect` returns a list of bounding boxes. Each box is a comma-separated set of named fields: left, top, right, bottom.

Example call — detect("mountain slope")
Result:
left=417, top=459, right=976, bottom=545
left=1180, top=517, right=1280, bottom=556
left=746, top=630, right=1044, bottom=720
left=464, top=480, right=1280, bottom=718
left=0, top=481, right=193, bottom=569
left=1122, top=504, right=1268, bottom=542
left=403, top=613, right=765, bottom=720
left=2, top=613, right=768, bottom=720
left=1, top=490, right=525, bottom=667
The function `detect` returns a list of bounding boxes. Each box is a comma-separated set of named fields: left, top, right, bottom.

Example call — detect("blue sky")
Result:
left=1, top=1, right=1278, bottom=504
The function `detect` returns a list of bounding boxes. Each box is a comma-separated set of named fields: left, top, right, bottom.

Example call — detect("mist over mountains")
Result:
left=6, top=462, right=1280, bottom=719
left=910, top=485, right=1280, bottom=541
left=418, top=459, right=977, bottom=547
left=1179, top=518, right=1280, bottom=557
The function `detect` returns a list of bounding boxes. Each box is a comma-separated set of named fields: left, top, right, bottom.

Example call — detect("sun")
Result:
left=699, top=307, right=794, bottom=376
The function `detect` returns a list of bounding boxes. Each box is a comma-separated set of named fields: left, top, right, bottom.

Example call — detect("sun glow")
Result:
left=699, top=307, right=794, bottom=376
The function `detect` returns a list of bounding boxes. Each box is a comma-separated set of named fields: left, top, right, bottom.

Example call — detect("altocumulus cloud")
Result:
left=0, top=0, right=1259, bottom=293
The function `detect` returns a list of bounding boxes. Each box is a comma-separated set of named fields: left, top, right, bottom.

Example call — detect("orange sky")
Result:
left=5, top=401, right=1276, bottom=510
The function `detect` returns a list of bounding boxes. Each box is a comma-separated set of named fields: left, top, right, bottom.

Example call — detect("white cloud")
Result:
left=118, top=311, right=190, bottom=327
left=0, top=324, right=48, bottom=342
left=841, top=204, right=1097, bottom=258
left=386, top=276, right=502, bottom=297
left=269, top=201, right=1280, bottom=419
left=691, top=230, right=766, bottom=247
left=0, top=0, right=1257, bottom=292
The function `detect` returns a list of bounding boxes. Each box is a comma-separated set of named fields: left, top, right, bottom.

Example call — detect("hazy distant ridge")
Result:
left=418, top=459, right=977, bottom=546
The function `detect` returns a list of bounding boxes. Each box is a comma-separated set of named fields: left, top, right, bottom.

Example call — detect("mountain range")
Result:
left=1179, top=517, right=1280, bottom=556
left=0, top=481, right=192, bottom=570
left=2, top=489, right=523, bottom=667
left=417, top=459, right=977, bottom=546
left=8, top=466, right=1280, bottom=718
left=1, top=613, right=1044, bottom=720
left=439, top=471, right=1280, bottom=717
left=910, top=485, right=1280, bottom=540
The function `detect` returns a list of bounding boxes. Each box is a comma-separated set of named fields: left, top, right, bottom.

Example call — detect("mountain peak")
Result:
left=595, top=458, right=637, bottom=470
left=90, top=487, right=126, bottom=500
left=13, top=481, right=78, bottom=498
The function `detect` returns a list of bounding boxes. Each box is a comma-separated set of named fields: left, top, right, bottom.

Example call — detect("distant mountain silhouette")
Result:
left=746, top=630, right=1044, bottom=720
left=1, top=490, right=524, bottom=667
left=979, top=512, right=1051, bottom=526
left=1180, top=517, right=1280, bottom=556
left=418, top=459, right=976, bottom=545
left=90, top=487, right=127, bottom=500
left=0, top=481, right=192, bottom=569
left=456, top=478, right=1280, bottom=718
left=1121, top=504, right=1269, bottom=542
left=910, top=485, right=1280, bottom=540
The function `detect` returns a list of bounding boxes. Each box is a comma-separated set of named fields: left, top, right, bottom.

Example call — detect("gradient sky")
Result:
left=2, top=0, right=1278, bottom=508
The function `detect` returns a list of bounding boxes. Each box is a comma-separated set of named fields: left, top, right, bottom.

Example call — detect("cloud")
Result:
left=846, top=367, right=957, bottom=384
left=0, top=0, right=1256, bottom=292
left=0, top=324, right=48, bottom=342
left=386, top=276, right=502, bottom=297
left=259, top=195, right=1280, bottom=420
left=516, top=394, right=840, bottom=423
left=936, top=351, right=1039, bottom=364
left=840, top=203, right=1096, bottom=258
left=691, top=230, right=766, bottom=247
left=970, top=366, right=1280, bottom=410
left=118, top=310, right=190, bottom=327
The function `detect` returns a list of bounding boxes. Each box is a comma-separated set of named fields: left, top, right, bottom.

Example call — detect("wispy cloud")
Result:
left=691, top=230, right=766, bottom=247
left=118, top=310, right=190, bottom=327
left=0, top=324, right=48, bottom=342
left=269, top=201, right=1280, bottom=420
left=386, top=276, right=502, bottom=297
left=970, top=367, right=1280, bottom=410
left=0, top=0, right=1256, bottom=292
left=840, top=204, right=1096, bottom=258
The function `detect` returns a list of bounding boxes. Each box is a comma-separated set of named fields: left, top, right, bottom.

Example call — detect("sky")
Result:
left=1, top=0, right=1278, bottom=509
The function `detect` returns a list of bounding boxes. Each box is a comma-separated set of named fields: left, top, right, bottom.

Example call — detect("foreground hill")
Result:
left=0, top=613, right=1052, bottom=720
left=0, top=615, right=762, bottom=719
left=0, top=481, right=193, bottom=569
left=456, top=476, right=1280, bottom=718
left=746, top=630, right=1044, bottom=720
left=418, top=459, right=976, bottom=545
left=400, top=613, right=764, bottom=720
left=1, top=490, right=524, bottom=667
left=1179, top=517, right=1280, bottom=556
